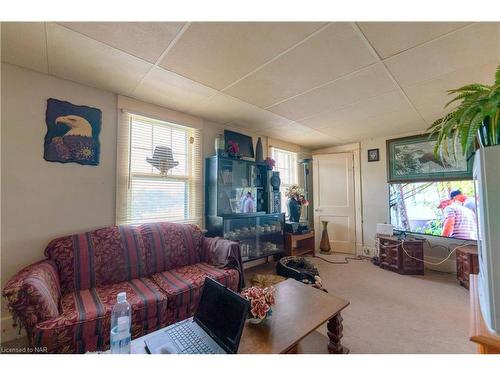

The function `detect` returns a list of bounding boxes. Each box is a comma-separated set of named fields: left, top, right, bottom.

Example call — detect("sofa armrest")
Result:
left=202, top=237, right=245, bottom=290
left=2, top=260, right=61, bottom=334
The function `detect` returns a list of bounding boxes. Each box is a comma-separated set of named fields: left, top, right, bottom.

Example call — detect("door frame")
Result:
left=312, top=143, right=363, bottom=255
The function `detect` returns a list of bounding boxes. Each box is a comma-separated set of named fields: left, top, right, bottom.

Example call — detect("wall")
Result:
left=0, top=63, right=279, bottom=341
left=314, top=132, right=470, bottom=270
left=360, top=133, right=472, bottom=272
left=1, top=63, right=118, bottom=340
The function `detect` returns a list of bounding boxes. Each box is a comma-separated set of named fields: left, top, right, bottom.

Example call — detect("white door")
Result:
left=313, top=153, right=356, bottom=254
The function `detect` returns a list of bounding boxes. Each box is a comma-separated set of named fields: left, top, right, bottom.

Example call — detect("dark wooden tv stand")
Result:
left=377, top=234, right=424, bottom=275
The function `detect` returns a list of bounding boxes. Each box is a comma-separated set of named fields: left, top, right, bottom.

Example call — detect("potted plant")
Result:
left=226, top=140, right=240, bottom=158
left=427, top=65, right=500, bottom=157
left=264, top=156, right=276, bottom=170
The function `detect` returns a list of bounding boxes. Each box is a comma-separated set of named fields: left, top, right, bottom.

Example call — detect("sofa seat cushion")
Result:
left=151, top=262, right=240, bottom=311
left=32, top=278, right=172, bottom=353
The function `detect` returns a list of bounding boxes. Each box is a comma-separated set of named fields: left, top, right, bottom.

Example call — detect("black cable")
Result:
left=304, top=254, right=364, bottom=264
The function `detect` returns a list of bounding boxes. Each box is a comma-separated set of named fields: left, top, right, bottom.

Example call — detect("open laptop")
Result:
left=145, top=277, right=249, bottom=354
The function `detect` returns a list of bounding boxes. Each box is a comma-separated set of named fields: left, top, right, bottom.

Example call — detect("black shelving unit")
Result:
left=205, top=155, right=285, bottom=263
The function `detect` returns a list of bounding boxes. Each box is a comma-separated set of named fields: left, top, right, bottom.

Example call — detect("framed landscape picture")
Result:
left=386, top=134, right=473, bottom=183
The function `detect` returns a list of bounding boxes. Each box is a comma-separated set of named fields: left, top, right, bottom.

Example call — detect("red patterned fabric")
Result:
left=140, top=222, right=204, bottom=274
left=2, top=260, right=60, bottom=332
left=44, top=225, right=148, bottom=294
left=32, top=278, right=172, bottom=353
left=151, top=262, right=239, bottom=321
left=3, top=222, right=245, bottom=353
left=201, top=237, right=245, bottom=290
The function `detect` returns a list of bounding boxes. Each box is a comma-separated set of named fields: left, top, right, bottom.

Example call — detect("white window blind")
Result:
left=270, top=147, right=298, bottom=215
left=116, top=112, right=202, bottom=226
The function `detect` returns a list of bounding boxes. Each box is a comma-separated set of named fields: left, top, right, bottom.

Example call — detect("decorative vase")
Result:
left=247, top=308, right=272, bottom=324
left=247, top=317, right=265, bottom=324
left=255, top=137, right=263, bottom=162
left=320, top=220, right=332, bottom=254
left=288, top=198, right=301, bottom=222
left=215, top=134, right=225, bottom=156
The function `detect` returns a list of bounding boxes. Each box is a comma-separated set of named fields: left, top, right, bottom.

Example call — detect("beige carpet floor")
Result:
left=245, top=254, right=477, bottom=354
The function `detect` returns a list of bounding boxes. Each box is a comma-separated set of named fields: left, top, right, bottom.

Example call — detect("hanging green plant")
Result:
left=427, top=65, right=500, bottom=158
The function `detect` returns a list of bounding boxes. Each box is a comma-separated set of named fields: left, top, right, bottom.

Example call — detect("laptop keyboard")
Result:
left=168, top=323, right=216, bottom=354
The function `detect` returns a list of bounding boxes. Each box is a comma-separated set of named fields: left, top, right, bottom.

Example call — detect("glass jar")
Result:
left=215, top=134, right=225, bottom=156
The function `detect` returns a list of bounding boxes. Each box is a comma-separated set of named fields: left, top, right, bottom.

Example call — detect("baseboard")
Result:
left=1, top=315, right=26, bottom=344
left=423, top=255, right=456, bottom=273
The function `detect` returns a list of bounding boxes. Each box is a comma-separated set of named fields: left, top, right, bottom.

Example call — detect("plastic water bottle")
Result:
left=110, top=292, right=131, bottom=354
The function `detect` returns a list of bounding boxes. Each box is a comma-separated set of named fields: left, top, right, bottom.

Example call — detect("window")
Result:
left=116, top=112, right=202, bottom=226
left=270, top=147, right=298, bottom=215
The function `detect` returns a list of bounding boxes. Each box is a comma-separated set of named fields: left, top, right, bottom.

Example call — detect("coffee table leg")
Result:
left=327, top=313, right=349, bottom=354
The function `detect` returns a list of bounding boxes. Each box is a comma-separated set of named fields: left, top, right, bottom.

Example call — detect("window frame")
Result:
left=116, top=111, right=202, bottom=226
left=270, top=147, right=298, bottom=215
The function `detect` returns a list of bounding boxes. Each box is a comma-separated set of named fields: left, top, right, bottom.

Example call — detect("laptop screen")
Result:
left=194, top=278, right=249, bottom=354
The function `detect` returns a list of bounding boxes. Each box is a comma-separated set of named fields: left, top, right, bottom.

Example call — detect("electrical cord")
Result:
left=376, top=236, right=474, bottom=266
left=400, top=240, right=472, bottom=265
left=304, top=254, right=364, bottom=264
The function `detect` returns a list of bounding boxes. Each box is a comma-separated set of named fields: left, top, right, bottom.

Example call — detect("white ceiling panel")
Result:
left=358, top=22, right=471, bottom=58
left=301, top=91, right=426, bottom=140
left=1, top=22, right=48, bottom=74
left=3, top=21, right=498, bottom=150
left=132, top=67, right=219, bottom=113
left=385, top=22, right=500, bottom=87
left=47, top=23, right=152, bottom=95
left=404, top=61, right=499, bottom=125
left=264, top=123, right=341, bottom=147
left=160, top=22, right=326, bottom=90
left=189, top=92, right=292, bottom=129
left=57, top=22, right=185, bottom=63
left=224, top=23, right=378, bottom=108
left=268, top=63, right=397, bottom=121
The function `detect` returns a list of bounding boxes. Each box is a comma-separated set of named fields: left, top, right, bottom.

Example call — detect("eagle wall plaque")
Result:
left=44, top=98, right=102, bottom=166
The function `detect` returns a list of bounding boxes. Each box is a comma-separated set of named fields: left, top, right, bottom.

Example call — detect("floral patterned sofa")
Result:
left=2, top=222, right=243, bottom=353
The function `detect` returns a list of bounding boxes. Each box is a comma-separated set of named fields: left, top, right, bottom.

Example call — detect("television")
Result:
left=473, top=146, right=500, bottom=334
left=389, top=180, right=477, bottom=240
left=224, top=130, right=254, bottom=158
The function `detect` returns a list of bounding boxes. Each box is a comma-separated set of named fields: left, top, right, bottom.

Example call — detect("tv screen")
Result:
left=389, top=180, right=477, bottom=240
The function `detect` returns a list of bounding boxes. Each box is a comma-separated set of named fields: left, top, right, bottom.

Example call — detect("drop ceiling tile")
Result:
left=268, top=63, right=397, bottom=121
left=265, top=124, right=340, bottom=148
left=47, top=23, right=152, bottom=95
left=385, top=22, right=500, bottom=88
left=57, top=22, right=185, bottom=63
left=404, top=61, right=498, bottom=125
left=1, top=22, right=48, bottom=73
left=224, top=23, right=377, bottom=108
left=132, top=67, right=219, bottom=113
left=159, top=22, right=326, bottom=90
left=358, top=22, right=471, bottom=58
left=301, top=91, right=426, bottom=140
left=189, top=92, right=291, bottom=129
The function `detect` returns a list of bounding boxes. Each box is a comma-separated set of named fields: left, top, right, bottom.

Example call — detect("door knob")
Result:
left=315, top=209, right=322, bottom=212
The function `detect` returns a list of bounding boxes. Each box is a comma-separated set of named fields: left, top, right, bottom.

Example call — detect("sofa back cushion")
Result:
left=44, top=225, right=147, bottom=294
left=139, top=222, right=204, bottom=274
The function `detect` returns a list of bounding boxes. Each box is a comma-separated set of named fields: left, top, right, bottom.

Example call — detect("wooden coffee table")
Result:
left=130, top=278, right=350, bottom=354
